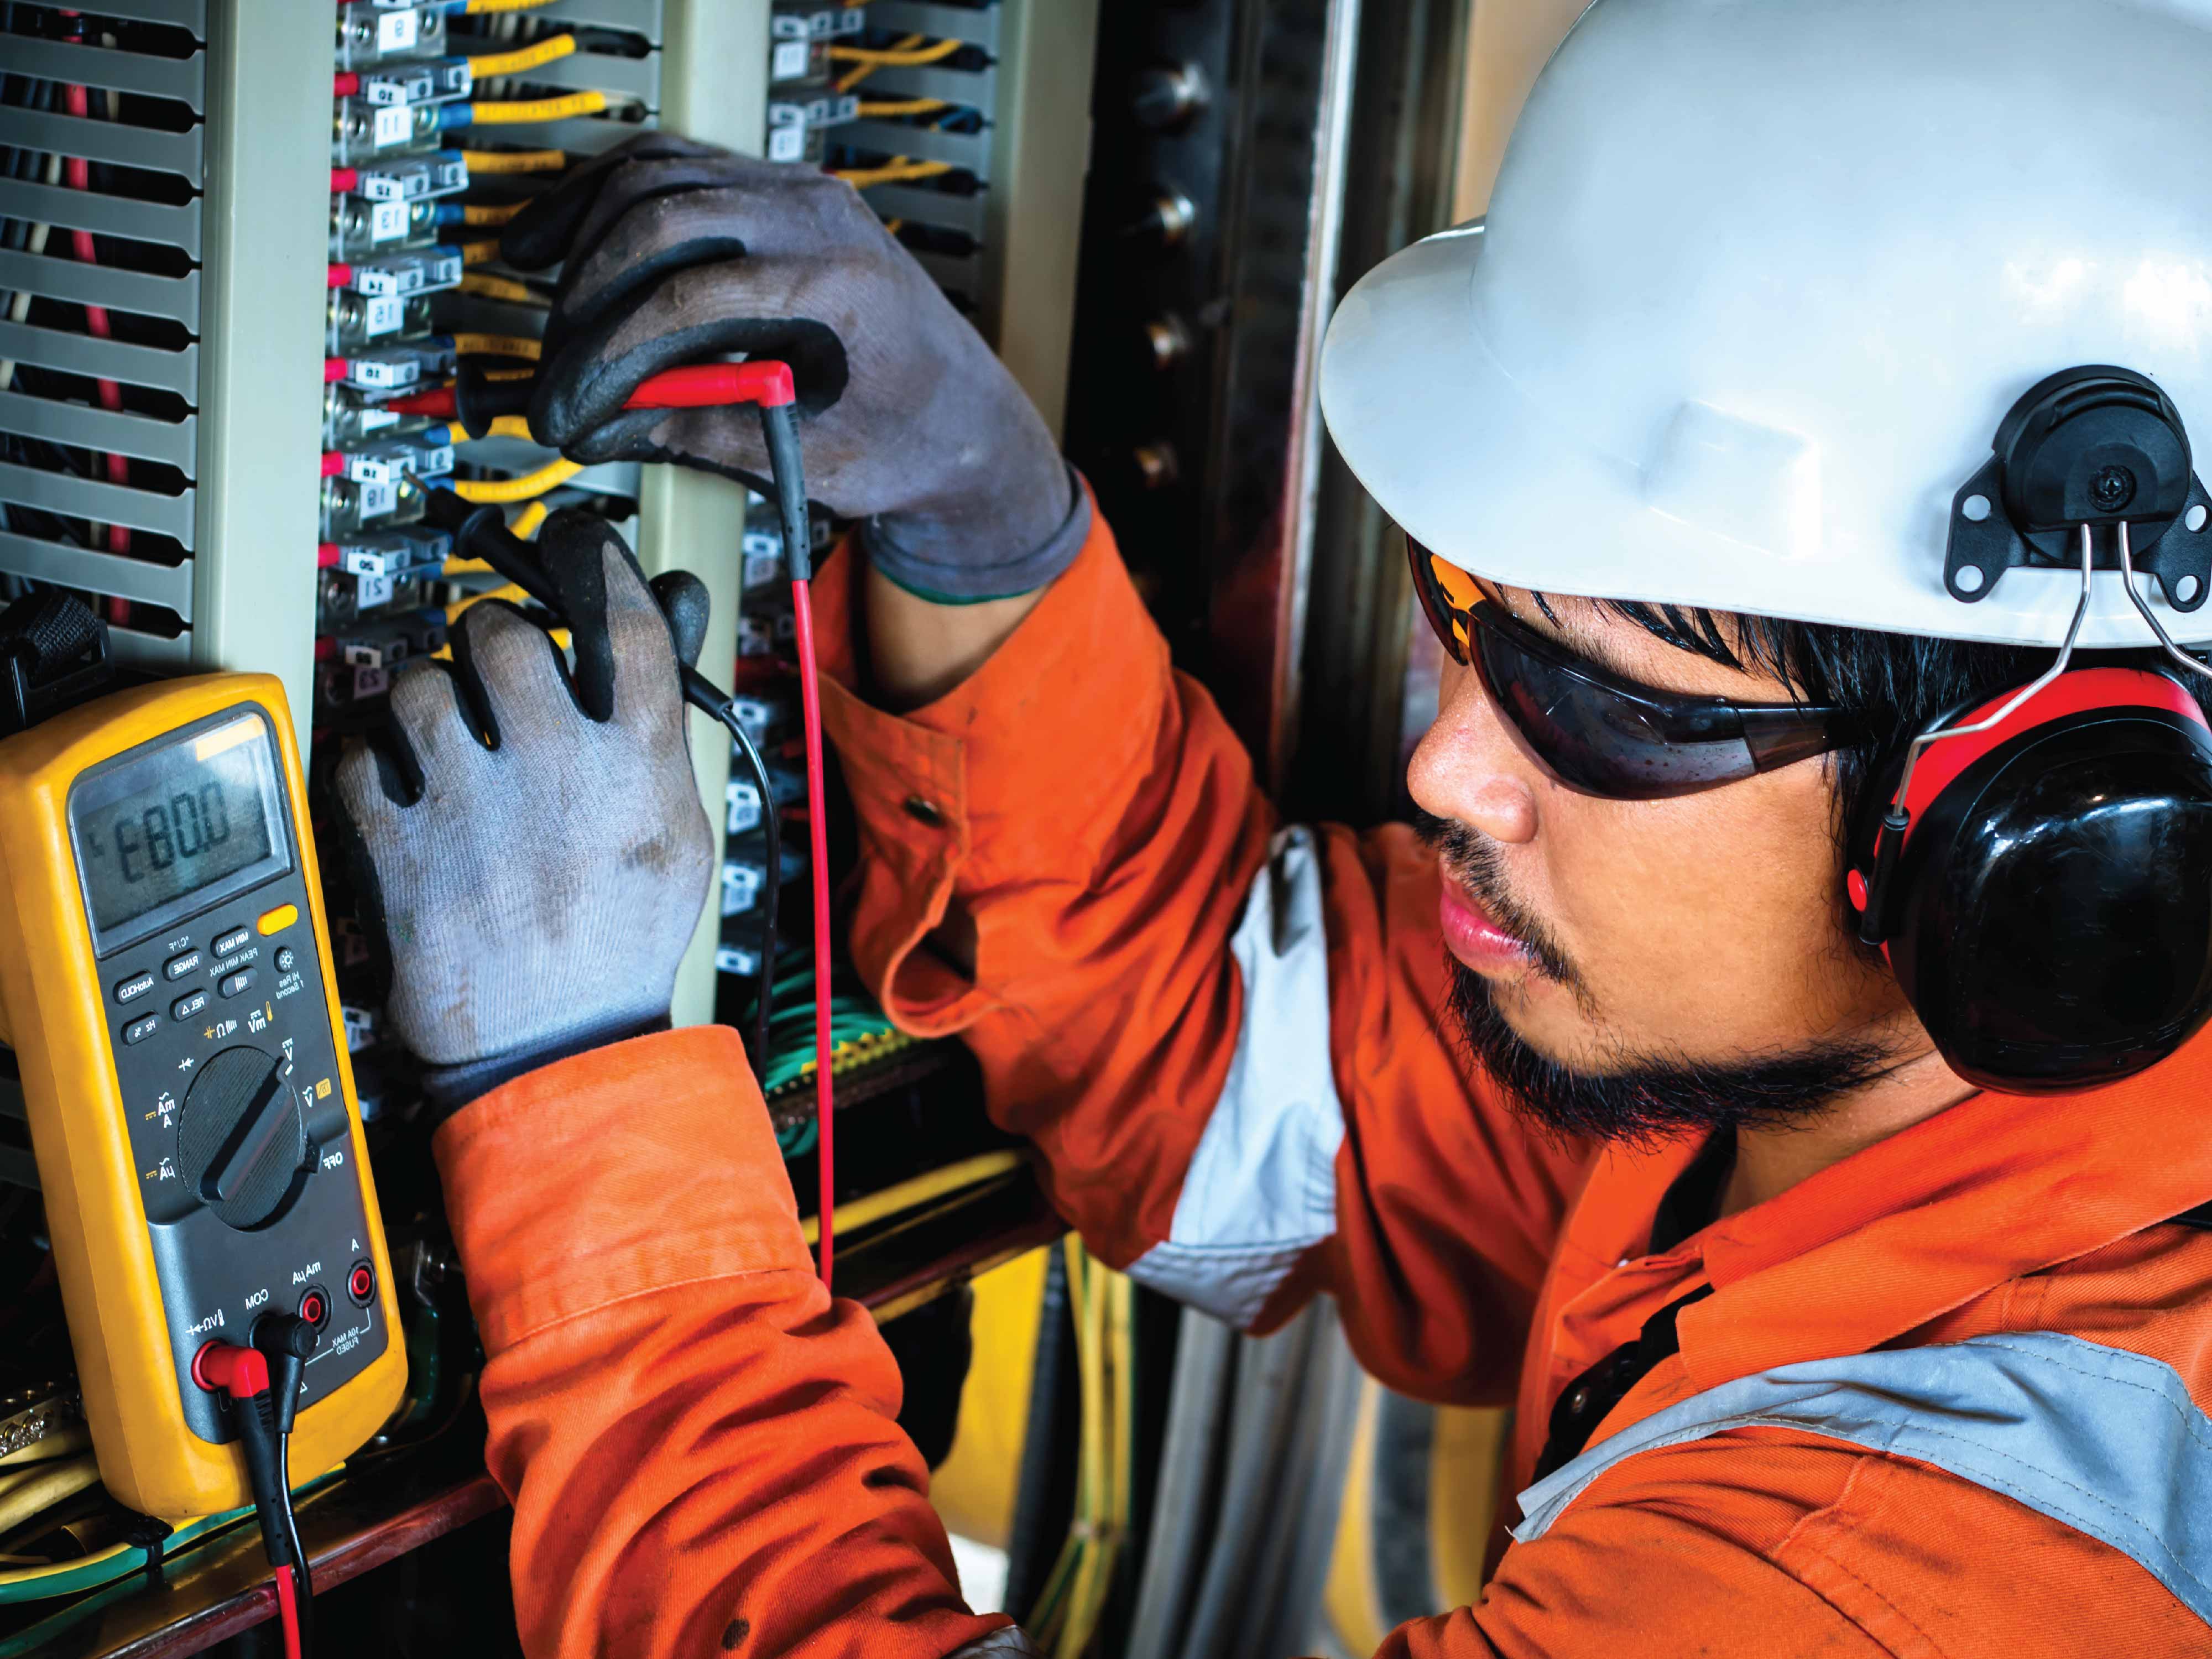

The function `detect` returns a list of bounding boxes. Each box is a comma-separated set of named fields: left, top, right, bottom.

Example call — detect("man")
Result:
left=337, top=1, right=2212, bottom=1652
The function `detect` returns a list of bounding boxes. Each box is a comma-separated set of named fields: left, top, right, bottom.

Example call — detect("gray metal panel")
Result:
left=469, top=116, right=653, bottom=156
left=909, top=247, right=982, bottom=295
left=0, top=390, right=197, bottom=473
left=507, top=0, right=665, bottom=38
left=4, top=38, right=207, bottom=108
left=34, top=0, right=207, bottom=28
left=108, top=624, right=193, bottom=668
left=190, top=0, right=337, bottom=728
left=0, top=248, right=201, bottom=325
left=841, top=119, right=992, bottom=170
left=0, top=104, right=205, bottom=180
left=478, top=50, right=661, bottom=105
left=859, top=180, right=987, bottom=237
left=0, top=530, right=195, bottom=614
left=2, top=180, right=202, bottom=259
left=0, top=462, right=196, bottom=549
left=866, top=2, right=1002, bottom=49
left=0, top=320, right=199, bottom=399
left=853, top=64, right=996, bottom=107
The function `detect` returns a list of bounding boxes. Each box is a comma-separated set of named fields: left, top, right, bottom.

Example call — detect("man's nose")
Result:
left=1407, top=660, right=1540, bottom=846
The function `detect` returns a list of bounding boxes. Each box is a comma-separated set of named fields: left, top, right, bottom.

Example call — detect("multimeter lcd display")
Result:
left=69, top=712, right=291, bottom=948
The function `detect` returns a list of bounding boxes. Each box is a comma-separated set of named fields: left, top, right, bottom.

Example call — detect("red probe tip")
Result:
left=386, top=386, right=459, bottom=418
left=624, top=361, right=796, bottom=411
left=191, top=1339, right=271, bottom=1399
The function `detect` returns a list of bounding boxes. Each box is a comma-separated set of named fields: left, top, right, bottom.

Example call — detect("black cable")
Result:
left=274, top=1437, right=315, bottom=1653
left=686, top=667, right=779, bottom=1070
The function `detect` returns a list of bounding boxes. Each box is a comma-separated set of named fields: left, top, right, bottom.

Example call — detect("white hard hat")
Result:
left=1319, top=0, right=2212, bottom=647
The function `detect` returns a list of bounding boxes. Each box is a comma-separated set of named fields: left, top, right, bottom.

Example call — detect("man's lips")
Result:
left=1438, top=877, right=1536, bottom=974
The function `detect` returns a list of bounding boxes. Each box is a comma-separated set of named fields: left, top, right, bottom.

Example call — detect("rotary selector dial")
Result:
left=176, top=1045, right=307, bottom=1230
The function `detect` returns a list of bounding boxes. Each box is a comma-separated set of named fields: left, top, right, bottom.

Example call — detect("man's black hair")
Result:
left=1593, top=599, right=2055, bottom=841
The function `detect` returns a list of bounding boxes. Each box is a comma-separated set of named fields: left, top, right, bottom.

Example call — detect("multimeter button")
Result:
left=219, top=969, right=257, bottom=999
left=257, top=902, right=299, bottom=936
left=213, top=927, right=252, bottom=958
left=114, top=971, right=156, bottom=1004
left=171, top=989, right=209, bottom=1021
left=348, top=1260, right=376, bottom=1305
left=275, top=946, right=298, bottom=973
left=122, top=1013, right=161, bottom=1046
left=164, top=950, right=202, bottom=980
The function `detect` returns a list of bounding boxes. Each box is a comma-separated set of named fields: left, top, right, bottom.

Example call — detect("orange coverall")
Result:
left=432, top=512, right=2212, bottom=1656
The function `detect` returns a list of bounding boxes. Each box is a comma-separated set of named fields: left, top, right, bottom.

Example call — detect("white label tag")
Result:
left=352, top=665, right=391, bottom=700
left=376, top=10, right=419, bottom=52
left=346, top=453, right=394, bottom=485
left=342, top=547, right=393, bottom=577
left=362, top=293, right=405, bottom=336
left=771, top=40, right=811, bottom=81
left=356, top=570, right=397, bottom=608
left=352, top=266, right=399, bottom=296
left=358, top=174, right=400, bottom=201
left=372, top=104, right=412, bottom=149
left=359, top=406, right=399, bottom=432
left=414, top=442, right=455, bottom=476
left=358, top=478, right=398, bottom=516
left=767, top=125, right=806, bottom=164
left=368, top=199, right=409, bottom=241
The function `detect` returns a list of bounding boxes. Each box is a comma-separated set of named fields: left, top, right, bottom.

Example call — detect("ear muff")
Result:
left=1850, top=668, right=2212, bottom=1093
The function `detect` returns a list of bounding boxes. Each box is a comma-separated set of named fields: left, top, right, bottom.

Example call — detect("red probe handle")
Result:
left=192, top=1339, right=272, bottom=1400
left=625, top=361, right=796, bottom=410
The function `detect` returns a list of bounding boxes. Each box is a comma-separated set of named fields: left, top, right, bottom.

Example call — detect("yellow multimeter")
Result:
left=0, top=672, right=404, bottom=1521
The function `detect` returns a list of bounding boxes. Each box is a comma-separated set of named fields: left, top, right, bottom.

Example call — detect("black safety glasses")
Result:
left=1406, top=538, right=1861, bottom=800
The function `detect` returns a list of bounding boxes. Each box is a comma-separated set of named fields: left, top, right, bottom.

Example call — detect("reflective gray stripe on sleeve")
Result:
left=1512, top=1331, right=2212, bottom=1626
left=1126, top=826, right=1347, bottom=1329
left=948, top=1632, right=1039, bottom=1656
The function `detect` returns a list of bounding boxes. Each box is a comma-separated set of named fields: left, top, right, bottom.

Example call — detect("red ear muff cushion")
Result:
left=1889, top=701, right=2212, bottom=1093
left=1891, top=667, right=2209, bottom=840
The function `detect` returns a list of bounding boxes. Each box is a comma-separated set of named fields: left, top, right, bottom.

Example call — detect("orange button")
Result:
left=255, top=902, right=298, bottom=936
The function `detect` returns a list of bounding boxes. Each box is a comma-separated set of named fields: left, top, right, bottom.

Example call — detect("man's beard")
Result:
left=1418, top=812, right=1900, bottom=1147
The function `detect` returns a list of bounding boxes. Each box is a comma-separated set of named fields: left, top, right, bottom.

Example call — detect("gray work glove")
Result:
left=501, top=133, right=1088, bottom=603
left=333, top=511, right=715, bottom=1110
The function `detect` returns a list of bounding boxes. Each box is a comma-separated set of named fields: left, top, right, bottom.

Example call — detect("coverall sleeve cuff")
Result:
left=432, top=1025, right=810, bottom=1353
left=812, top=486, right=1170, bottom=874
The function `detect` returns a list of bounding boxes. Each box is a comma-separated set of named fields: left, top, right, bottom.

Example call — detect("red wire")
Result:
left=790, top=578, right=836, bottom=1292
left=273, top=1564, right=302, bottom=1659
left=61, top=72, right=133, bottom=617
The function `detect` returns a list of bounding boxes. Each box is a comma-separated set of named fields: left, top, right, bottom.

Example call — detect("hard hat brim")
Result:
left=1319, top=225, right=2212, bottom=649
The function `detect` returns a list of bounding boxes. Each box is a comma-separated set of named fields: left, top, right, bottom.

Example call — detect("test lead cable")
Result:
left=419, top=361, right=836, bottom=1287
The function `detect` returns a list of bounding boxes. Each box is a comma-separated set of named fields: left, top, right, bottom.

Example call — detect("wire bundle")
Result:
left=1025, top=1240, right=1135, bottom=1658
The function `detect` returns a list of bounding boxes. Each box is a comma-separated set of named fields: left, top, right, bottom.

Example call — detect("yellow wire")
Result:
left=449, top=332, right=541, bottom=360
left=883, top=217, right=905, bottom=235
left=831, top=37, right=963, bottom=69
left=466, top=33, right=576, bottom=77
left=799, top=1150, right=1022, bottom=1248
left=440, top=416, right=534, bottom=446
left=834, top=32, right=922, bottom=93
left=442, top=557, right=495, bottom=577
left=832, top=158, right=954, bottom=190
left=857, top=97, right=948, bottom=117
left=510, top=499, right=549, bottom=539
left=460, top=199, right=527, bottom=226
left=467, top=90, right=607, bottom=126
left=458, top=147, right=568, bottom=174
left=450, top=237, right=503, bottom=267
left=459, top=271, right=540, bottom=304
left=461, top=0, right=560, bottom=13
left=444, top=582, right=531, bottom=625
left=450, top=458, right=581, bottom=504
left=0, top=1458, right=99, bottom=1537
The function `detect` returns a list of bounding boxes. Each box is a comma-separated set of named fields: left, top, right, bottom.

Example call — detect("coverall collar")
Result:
left=1559, top=1037, right=2212, bottom=1399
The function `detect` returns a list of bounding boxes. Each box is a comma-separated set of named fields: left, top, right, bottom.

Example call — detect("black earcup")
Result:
left=1890, top=707, right=2212, bottom=1092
